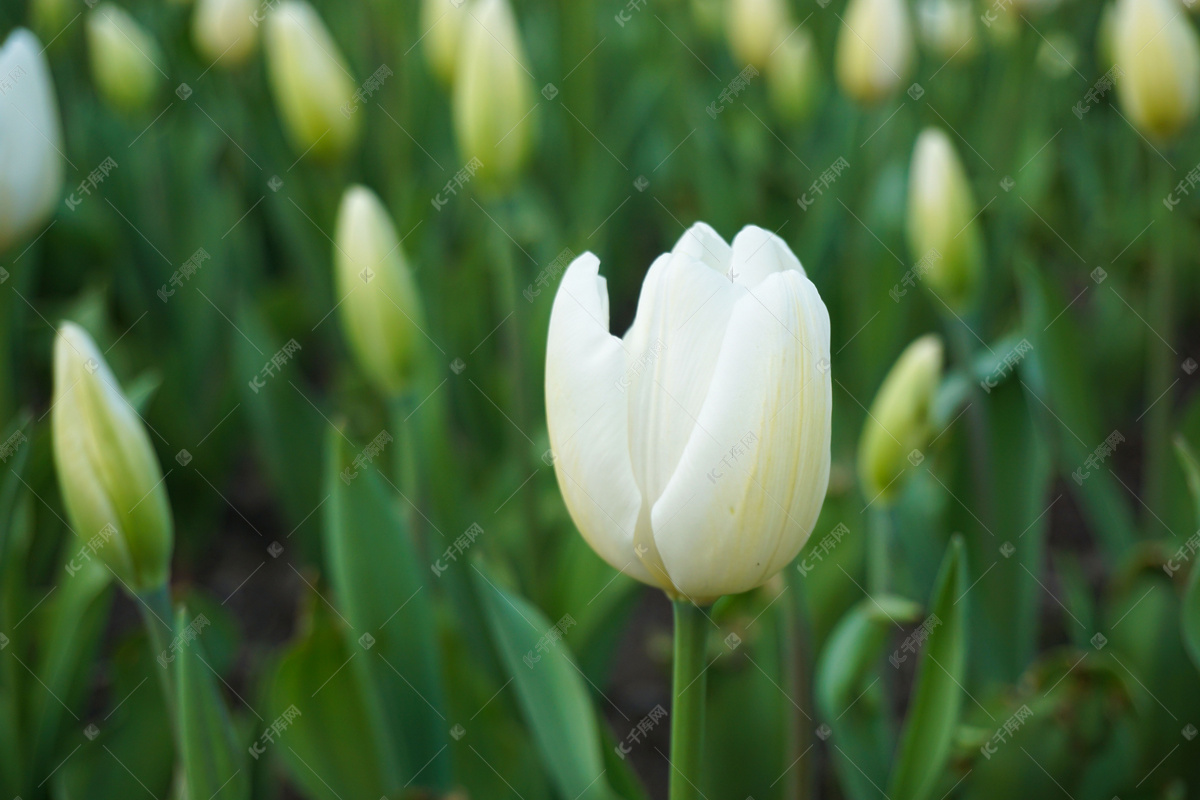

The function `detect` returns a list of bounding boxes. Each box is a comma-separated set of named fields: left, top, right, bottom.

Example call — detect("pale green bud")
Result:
left=52, top=323, right=174, bottom=593
left=906, top=128, right=984, bottom=311
left=265, top=1, right=360, bottom=160
left=726, top=0, right=790, bottom=71
left=422, top=0, right=469, bottom=86
left=87, top=4, right=164, bottom=114
left=836, top=0, right=914, bottom=104
left=334, top=186, right=425, bottom=395
left=453, top=0, right=534, bottom=189
left=31, top=0, right=74, bottom=44
left=1113, top=0, right=1200, bottom=140
left=857, top=335, right=944, bottom=503
left=0, top=29, right=64, bottom=254
left=766, top=27, right=820, bottom=122
left=193, top=0, right=259, bottom=67
left=916, top=0, right=976, bottom=62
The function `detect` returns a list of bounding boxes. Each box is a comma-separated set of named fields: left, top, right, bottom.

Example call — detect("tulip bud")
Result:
left=87, top=4, right=164, bottom=113
left=52, top=323, right=174, bottom=593
left=265, top=1, right=360, bottom=160
left=726, top=0, right=789, bottom=71
left=453, top=0, right=534, bottom=189
left=31, top=0, right=73, bottom=44
left=836, top=0, right=914, bottom=104
left=193, top=0, right=259, bottom=67
left=1112, top=0, right=1200, bottom=140
left=0, top=29, right=64, bottom=254
left=857, top=334, right=943, bottom=503
left=334, top=186, right=426, bottom=395
left=906, top=128, right=984, bottom=310
left=916, top=0, right=976, bottom=61
left=766, top=27, right=820, bottom=122
left=422, top=0, right=468, bottom=86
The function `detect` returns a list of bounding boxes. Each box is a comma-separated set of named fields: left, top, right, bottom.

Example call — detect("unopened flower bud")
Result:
left=857, top=335, right=944, bottom=503
left=1112, top=0, right=1200, bottom=140
left=916, top=0, right=976, bottom=61
left=836, top=0, right=914, bottom=104
left=906, top=128, right=984, bottom=310
left=193, top=0, right=259, bottom=67
left=52, top=323, right=174, bottom=592
left=422, top=0, right=469, bottom=86
left=766, top=27, right=820, bottom=122
left=726, top=0, right=790, bottom=71
left=334, top=186, right=426, bottom=395
left=265, top=1, right=360, bottom=159
left=87, top=4, right=165, bottom=113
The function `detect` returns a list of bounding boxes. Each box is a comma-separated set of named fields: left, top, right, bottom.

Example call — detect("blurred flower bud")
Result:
left=0, top=29, right=64, bottom=253
left=1113, top=0, right=1200, bottom=140
left=265, top=1, right=360, bottom=160
left=916, top=0, right=976, bottom=61
left=87, top=4, right=165, bottom=114
left=727, top=0, right=789, bottom=70
left=857, top=334, right=943, bottom=503
left=453, top=0, right=534, bottom=189
left=193, top=0, right=259, bottom=67
left=422, top=0, right=468, bottom=86
left=1096, top=4, right=1118, bottom=71
left=31, top=0, right=73, bottom=44
left=334, top=186, right=425, bottom=395
left=836, top=0, right=914, bottom=103
left=1036, top=32, right=1078, bottom=79
left=766, top=28, right=820, bottom=123
left=52, top=323, right=174, bottom=593
left=906, top=128, right=983, bottom=310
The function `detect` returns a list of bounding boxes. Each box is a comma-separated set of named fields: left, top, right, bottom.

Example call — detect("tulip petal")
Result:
left=546, top=254, right=660, bottom=587
left=650, top=269, right=832, bottom=602
left=671, top=221, right=732, bottom=274
left=730, top=225, right=805, bottom=288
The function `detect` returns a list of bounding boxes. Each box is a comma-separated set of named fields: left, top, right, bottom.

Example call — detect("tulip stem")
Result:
left=867, top=505, right=892, bottom=595
left=670, top=599, right=709, bottom=800
left=136, top=584, right=178, bottom=731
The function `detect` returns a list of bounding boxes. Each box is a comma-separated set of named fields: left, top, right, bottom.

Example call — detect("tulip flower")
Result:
left=545, top=222, right=831, bottom=604
left=916, top=0, right=976, bottom=61
left=906, top=128, right=984, bottom=310
left=453, top=0, right=534, bottom=189
left=766, top=28, right=820, bottom=122
left=193, top=0, right=259, bottom=67
left=265, top=0, right=360, bottom=160
left=0, top=29, right=64, bottom=254
left=1112, top=0, right=1200, bottom=140
left=422, top=0, right=468, bottom=86
left=52, top=323, right=174, bottom=593
left=857, top=334, right=943, bottom=503
left=836, top=0, right=914, bottom=103
left=87, top=4, right=165, bottom=113
left=726, top=0, right=790, bottom=70
left=333, top=186, right=425, bottom=395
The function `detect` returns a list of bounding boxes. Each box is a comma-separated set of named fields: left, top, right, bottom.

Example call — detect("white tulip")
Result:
left=545, top=223, right=832, bottom=603
left=1112, top=0, right=1200, bottom=140
left=193, top=0, right=259, bottom=67
left=836, top=0, right=914, bottom=104
left=0, top=29, right=64, bottom=253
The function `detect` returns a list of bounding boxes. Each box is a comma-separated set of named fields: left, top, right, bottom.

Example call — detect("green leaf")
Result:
left=265, top=605, right=392, bottom=800
left=888, top=535, right=968, bottom=800
left=815, top=594, right=921, bottom=800
left=324, top=426, right=450, bottom=790
left=473, top=562, right=613, bottom=800
left=1172, top=435, right=1200, bottom=673
left=174, top=606, right=250, bottom=800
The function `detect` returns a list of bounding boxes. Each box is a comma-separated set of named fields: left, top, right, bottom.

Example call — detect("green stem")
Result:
left=867, top=505, right=892, bottom=596
left=670, top=600, right=709, bottom=800
left=780, top=575, right=813, bottom=800
left=947, top=322, right=996, bottom=531
left=1145, top=156, right=1176, bottom=518
left=136, top=584, right=178, bottom=732
left=387, top=391, right=429, bottom=561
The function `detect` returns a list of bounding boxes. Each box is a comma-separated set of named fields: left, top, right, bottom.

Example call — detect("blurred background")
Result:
left=3, top=0, right=1200, bottom=797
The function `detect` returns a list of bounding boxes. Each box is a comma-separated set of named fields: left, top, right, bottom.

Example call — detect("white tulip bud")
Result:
left=726, top=0, right=790, bottom=71
left=916, top=0, right=976, bottom=61
left=52, top=323, right=174, bottom=593
left=857, top=335, right=943, bottom=503
left=422, top=0, right=469, bottom=86
left=87, top=4, right=165, bottom=113
left=906, top=128, right=984, bottom=311
left=836, top=0, right=914, bottom=104
left=1112, top=0, right=1200, bottom=140
left=0, top=29, right=64, bottom=254
left=334, top=186, right=426, bottom=395
left=453, top=0, right=534, bottom=189
left=193, top=0, right=259, bottom=67
left=545, top=223, right=831, bottom=603
left=265, top=1, right=360, bottom=160
left=766, top=27, right=820, bottom=122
